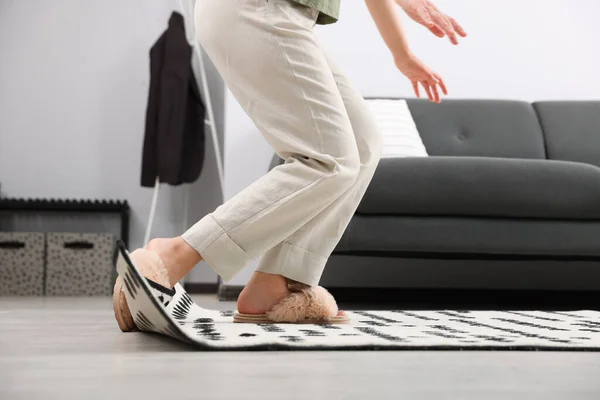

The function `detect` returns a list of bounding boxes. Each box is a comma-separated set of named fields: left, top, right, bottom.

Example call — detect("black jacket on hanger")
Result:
left=141, top=12, right=206, bottom=188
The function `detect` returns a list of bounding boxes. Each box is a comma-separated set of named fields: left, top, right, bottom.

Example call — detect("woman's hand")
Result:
left=365, top=0, right=454, bottom=103
left=395, top=0, right=467, bottom=45
left=395, top=53, right=446, bottom=103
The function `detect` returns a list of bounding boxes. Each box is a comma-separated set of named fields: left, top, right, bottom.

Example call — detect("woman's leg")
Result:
left=152, top=1, right=362, bottom=300
left=241, top=48, right=383, bottom=306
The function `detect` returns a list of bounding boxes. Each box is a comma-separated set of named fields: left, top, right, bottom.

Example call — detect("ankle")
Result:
left=146, top=237, right=202, bottom=285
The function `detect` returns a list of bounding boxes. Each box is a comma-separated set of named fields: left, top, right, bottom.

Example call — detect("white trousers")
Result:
left=183, top=0, right=383, bottom=286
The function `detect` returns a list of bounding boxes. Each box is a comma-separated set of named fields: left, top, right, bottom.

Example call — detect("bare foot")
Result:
left=237, top=271, right=291, bottom=315
left=146, top=237, right=202, bottom=286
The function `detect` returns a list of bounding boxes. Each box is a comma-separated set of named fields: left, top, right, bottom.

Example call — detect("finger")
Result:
left=421, top=82, right=434, bottom=102
left=434, top=73, right=448, bottom=95
left=451, top=17, right=467, bottom=37
left=426, top=1, right=460, bottom=43
left=429, top=25, right=446, bottom=38
left=412, top=81, right=420, bottom=98
left=443, top=18, right=459, bottom=45
left=430, top=81, right=440, bottom=103
left=447, top=32, right=459, bottom=45
left=431, top=11, right=458, bottom=44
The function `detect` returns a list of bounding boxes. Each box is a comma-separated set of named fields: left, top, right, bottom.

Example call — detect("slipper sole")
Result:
left=113, top=278, right=136, bottom=332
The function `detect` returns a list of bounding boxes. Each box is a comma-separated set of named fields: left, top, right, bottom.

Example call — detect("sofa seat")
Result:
left=336, top=215, right=600, bottom=257
left=357, top=157, right=600, bottom=220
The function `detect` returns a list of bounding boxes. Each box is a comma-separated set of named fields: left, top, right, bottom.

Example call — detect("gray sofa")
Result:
left=271, top=99, right=600, bottom=291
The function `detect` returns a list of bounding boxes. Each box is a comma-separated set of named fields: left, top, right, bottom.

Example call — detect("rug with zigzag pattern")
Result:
left=115, top=243, right=600, bottom=351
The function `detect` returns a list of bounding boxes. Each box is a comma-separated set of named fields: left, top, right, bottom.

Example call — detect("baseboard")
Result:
left=183, top=282, right=219, bottom=294
left=218, top=285, right=243, bottom=301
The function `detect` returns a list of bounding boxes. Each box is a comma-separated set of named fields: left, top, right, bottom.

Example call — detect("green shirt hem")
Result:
left=290, top=0, right=340, bottom=25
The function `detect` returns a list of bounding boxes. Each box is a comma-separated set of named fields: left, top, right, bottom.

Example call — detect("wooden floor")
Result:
left=1, top=296, right=599, bottom=400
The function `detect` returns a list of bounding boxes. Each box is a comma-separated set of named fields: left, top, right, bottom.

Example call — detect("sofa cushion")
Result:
left=358, top=156, right=600, bottom=220
left=404, top=99, right=546, bottom=159
left=533, top=101, right=600, bottom=168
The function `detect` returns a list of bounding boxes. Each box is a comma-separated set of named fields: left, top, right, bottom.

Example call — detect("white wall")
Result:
left=221, top=0, right=600, bottom=286
left=0, top=0, right=224, bottom=283
left=322, top=0, right=600, bottom=101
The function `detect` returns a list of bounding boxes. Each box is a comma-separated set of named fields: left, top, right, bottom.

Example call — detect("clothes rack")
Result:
left=144, top=0, right=225, bottom=247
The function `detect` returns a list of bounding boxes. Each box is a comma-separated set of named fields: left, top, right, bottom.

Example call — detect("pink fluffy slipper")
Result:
left=113, top=248, right=173, bottom=332
left=233, top=280, right=350, bottom=324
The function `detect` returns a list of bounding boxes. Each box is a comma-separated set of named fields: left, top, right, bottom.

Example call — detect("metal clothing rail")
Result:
left=144, top=0, right=225, bottom=246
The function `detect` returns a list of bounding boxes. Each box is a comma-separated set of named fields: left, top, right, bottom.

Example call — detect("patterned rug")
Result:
left=116, top=244, right=600, bottom=351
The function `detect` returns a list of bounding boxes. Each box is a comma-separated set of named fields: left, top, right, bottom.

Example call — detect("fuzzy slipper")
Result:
left=113, top=248, right=175, bottom=332
left=233, top=280, right=350, bottom=324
